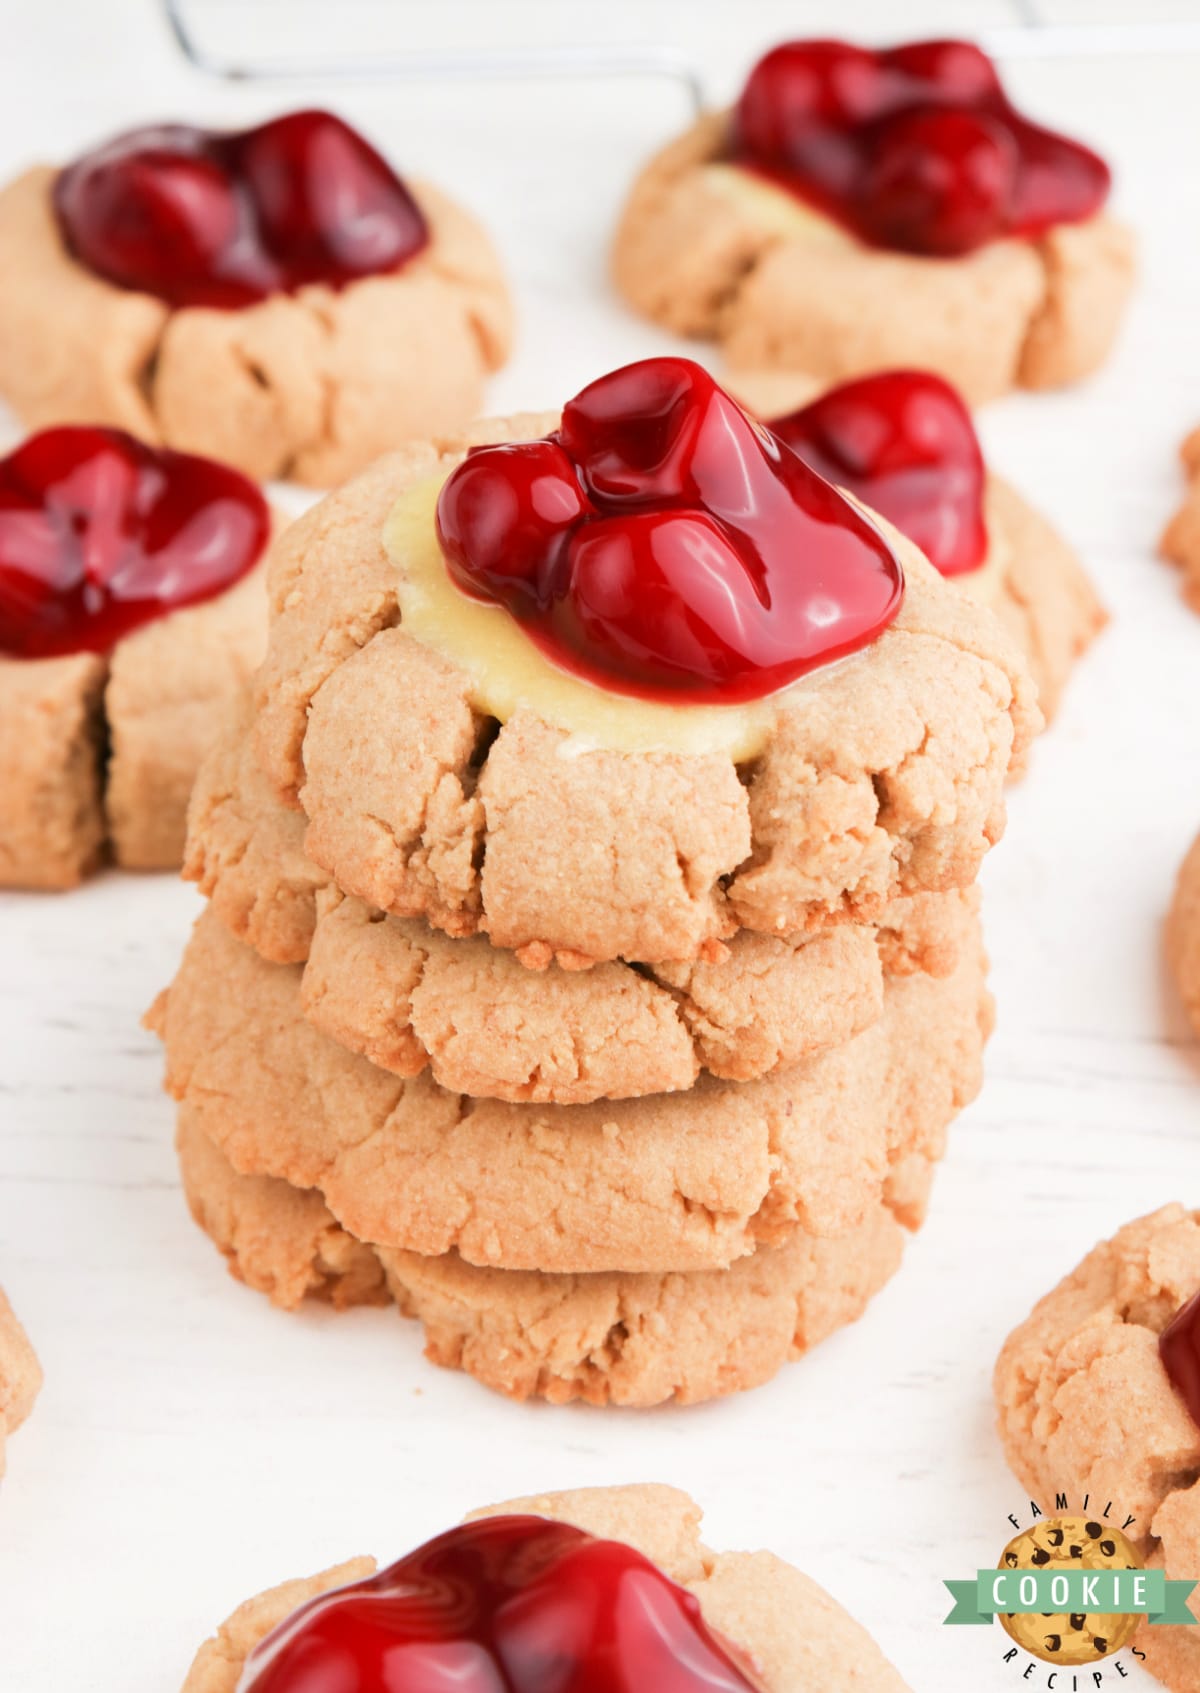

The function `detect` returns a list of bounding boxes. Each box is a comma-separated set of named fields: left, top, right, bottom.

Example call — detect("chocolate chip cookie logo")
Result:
left=944, top=1506, right=1197, bottom=1682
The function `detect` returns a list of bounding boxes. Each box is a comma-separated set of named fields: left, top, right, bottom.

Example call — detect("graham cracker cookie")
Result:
left=1167, top=830, right=1200, bottom=1039
left=0, top=165, right=512, bottom=489
left=180, top=1484, right=910, bottom=1691
left=614, top=111, right=1133, bottom=405
left=253, top=413, right=1037, bottom=965
left=0, top=561, right=266, bottom=886
left=186, top=696, right=980, bottom=1102
left=1160, top=426, right=1200, bottom=615
left=178, top=1112, right=926, bottom=1408
left=155, top=906, right=990, bottom=1276
left=994, top=1206, right=1200, bottom=1693
left=0, top=1288, right=41, bottom=1480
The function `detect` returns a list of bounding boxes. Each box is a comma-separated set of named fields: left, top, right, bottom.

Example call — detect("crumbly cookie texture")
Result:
left=178, top=1112, right=921, bottom=1408
left=187, top=694, right=980, bottom=1101
left=0, top=562, right=267, bottom=888
left=993, top=1206, right=1200, bottom=1693
left=253, top=415, right=1038, bottom=965
left=154, top=904, right=989, bottom=1275
left=613, top=114, right=1134, bottom=403
left=1167, top=831, right=1200, bottom=1038
left=1160, top=426, right=1200, bottom=614
left=181, top=1484, right=911, bottom=1693
left=0, top=1288, right=42, bottom=1480
left=0, top=167, right=513, bottom=488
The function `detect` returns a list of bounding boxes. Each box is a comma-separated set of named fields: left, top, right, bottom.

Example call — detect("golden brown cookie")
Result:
left=0, top=166, right=513, bottom=489
left=0, top=561, right=267, bottom=887
left=613, top=114, right=1134, bottom=404
left=180, top=1484, right=911, bottom=1692
left=154, top=905, right=990, bottom=1275
left=0, top=1288, right=41, bottom=1480
left=1168, top=831, right=1200, bottom=1037
left=994, top=1206, right=1200, bottom=1693
left=1160, top=427, right=1200, bottom=615
left=178, top=1112, right=924, bottom=1408
left=253, top=414, right=1037, bottom=965
left=186, top=694, right=980, bottom=1101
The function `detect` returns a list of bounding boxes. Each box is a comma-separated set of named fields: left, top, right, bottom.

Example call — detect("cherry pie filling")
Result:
left=769, top=370, right=987, bottom=577
left=53, top=109, right=429, bottom=309
left=730, top=38, right=1111, bottom=257
left=0, top=426, right=269, bottom=659
left=435, top=357, right=904, bottom=706
left=238, top=1515, right=763, bottom=1693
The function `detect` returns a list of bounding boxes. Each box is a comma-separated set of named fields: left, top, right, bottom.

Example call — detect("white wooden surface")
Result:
left=1, top=3, right=1198, bottom=1687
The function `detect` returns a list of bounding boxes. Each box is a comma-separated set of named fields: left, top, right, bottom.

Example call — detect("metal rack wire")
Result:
left=162, top=0, right=1200, bottom=95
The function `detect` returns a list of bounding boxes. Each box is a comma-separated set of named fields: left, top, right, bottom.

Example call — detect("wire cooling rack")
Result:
left=162, top=0, right=1200, bottom=95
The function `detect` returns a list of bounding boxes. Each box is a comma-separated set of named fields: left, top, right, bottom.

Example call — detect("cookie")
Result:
left=1167, top=831, right=1200, bottom=1037
left=180, top=1484, right=910, bottom=1692
left=254, top=404, right=1037, bottom=966
left=0, top=426, right=274, bottom=886
left=613, top=45, right=1134, bottom=403
left=0, top=119, right=512, bottom=489
left=994, top=1206, right=1200, bottom=1693
left=155, top=905, right=989, bottom=1275
left=177, top=1112, right=921, bottom=1408
left=186, top=695, right=980, bottom=1101
left=0, top=1288, right=41, bottom=1480
left=732, top=369, right=1106, bottom=725
left=1160, top=426, right=1200, bottom=614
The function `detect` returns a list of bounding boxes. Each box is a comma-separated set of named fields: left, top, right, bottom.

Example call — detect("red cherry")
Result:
left=559, top=358, right=766, bottom=507
left=53, top=111, right=429, bottom=310
left=886, top=39, right=1002, bottom=104
left=235, top=110, right=427, bottom=281
left=240, top=1516, right=761, bottom=1693
left=55, top=133, right=245, bottom=301
left=730, top=36, right=1111, bottom=256
left=1160, top=1289, right=1200, bottom=1434
left=859, top=107, right=1017, bottom=257
left=435, top=357, right=904, bottom=705
left=0, top=426, right=269, bottom=658
left=436, top=440, right=590, bottom=610
left=771, top=370, right=987, bottom=576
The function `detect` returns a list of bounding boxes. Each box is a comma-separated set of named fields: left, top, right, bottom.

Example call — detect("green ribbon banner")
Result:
left=943, top=1569, right=1197, bottom=1627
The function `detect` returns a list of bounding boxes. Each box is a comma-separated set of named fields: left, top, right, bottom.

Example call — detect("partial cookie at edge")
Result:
left=1160, top=426, right=1200, bottom=615
left=0, top=1288, right=42, bottom=1480
left=993, top=1206, right=1200, bottom=1693
left=1167, top=831, right=1200, bottom=1039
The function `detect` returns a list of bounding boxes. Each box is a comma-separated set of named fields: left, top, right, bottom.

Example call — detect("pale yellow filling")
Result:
left=701, top=162, right=858, bottom=248
left=383, top=475, right=778, bottom=760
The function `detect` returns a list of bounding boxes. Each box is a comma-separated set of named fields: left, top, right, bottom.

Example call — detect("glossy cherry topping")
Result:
left=53, top=110, right=429, bottom=309
left=436, top=358, right=903, bottom=704
left=731, top=38, right=1111, bottom=256
left=238, top=1515, right=761, bottom=1693
left=1160, top=1289, right=1200, bottom=1433
left=0, top=426, right=269, bottom=658
left=770, top=371, right=987, bottom=576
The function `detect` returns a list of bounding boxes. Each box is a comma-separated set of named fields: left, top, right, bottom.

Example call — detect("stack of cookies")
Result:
left=151, top=366, right=1039, bottom=1407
